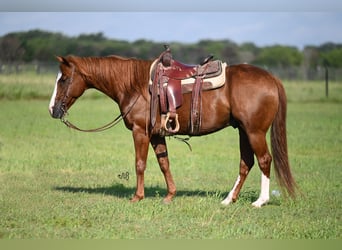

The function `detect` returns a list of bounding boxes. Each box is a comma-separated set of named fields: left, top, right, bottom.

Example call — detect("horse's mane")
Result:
left=66, top=55, right=152, bottom=97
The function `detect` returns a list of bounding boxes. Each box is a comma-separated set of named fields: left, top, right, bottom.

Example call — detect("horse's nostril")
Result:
left=51, top=103, right=64, bottom=119
left=52, top=109, right=61, bottom=119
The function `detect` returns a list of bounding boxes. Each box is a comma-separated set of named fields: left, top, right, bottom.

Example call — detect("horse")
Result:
left=48, top=51, right=297, bottom=207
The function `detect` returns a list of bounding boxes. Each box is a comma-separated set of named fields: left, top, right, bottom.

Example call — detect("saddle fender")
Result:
left=166, top=78, right=182, bottom=112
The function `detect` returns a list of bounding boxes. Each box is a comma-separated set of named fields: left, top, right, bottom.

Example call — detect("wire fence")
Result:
left=1, top=61, right=341, bottom=82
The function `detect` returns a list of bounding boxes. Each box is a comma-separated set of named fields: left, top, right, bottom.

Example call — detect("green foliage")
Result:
left=252, top=45, right=303, bottom=67
left=1, top=29, right=341, bottom=71
left=321, top=48, right=342, bottom=67
left=196, top=39, right=240, bottom=63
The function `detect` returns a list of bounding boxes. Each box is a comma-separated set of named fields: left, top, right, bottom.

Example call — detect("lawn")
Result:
left=0, top=73, right=341, bottom=239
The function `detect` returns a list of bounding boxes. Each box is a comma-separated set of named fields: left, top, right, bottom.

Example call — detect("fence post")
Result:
left=324, top=64, right=329, bottom=98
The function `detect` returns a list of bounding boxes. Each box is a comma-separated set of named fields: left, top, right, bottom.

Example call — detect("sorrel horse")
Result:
left=49, top=50, right=297, bottom=207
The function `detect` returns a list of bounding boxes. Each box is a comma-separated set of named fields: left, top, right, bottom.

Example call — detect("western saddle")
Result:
left=150, top=45, right=224, bottom=136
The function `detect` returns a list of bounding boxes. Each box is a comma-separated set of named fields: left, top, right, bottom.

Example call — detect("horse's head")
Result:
left=49, top=56, right=87, bottom=119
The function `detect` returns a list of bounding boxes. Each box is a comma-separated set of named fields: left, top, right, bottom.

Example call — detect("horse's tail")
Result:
left=271, top=78, right=297, bottom=198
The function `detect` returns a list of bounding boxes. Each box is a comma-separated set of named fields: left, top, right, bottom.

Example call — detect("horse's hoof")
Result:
left=162, top=198, right=172, bottom=205
left=130, top=195, right=143, bottom=203
left=252, top=198, right=269, bottom=208
left=162, top=193, right=175, bottom=204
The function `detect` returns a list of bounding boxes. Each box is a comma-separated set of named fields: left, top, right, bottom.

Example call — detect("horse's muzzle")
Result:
left=50, top=102, right=65, bottom=119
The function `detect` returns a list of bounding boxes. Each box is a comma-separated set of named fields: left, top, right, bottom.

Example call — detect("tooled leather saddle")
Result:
left=150, top=45, right=226, bottom=136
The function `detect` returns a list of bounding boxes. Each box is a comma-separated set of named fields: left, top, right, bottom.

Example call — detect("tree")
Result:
left=253, top=45, right=303, bottom=67
left=1, top=29, right=342, bottom=80
left=197, top=39, right=240, bottom=64
left=77, top=32, right=106, bottom=42
left=0, top=34, right=25, bottom=63
left=238, top=42, right=260, bottom=63
left=321, top=48, right=342, bottom=67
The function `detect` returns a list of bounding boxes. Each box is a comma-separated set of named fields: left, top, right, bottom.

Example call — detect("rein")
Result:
left=61, top=95, right=140, bottom=133
left=61, top=113, right=123, bottom=132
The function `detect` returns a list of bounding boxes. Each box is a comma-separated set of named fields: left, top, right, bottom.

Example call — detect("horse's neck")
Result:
left=91, top=77, right=119, bottom=101
left=87, top=58, right=148, bottom=105
left=85, top=62, right=126, bottom=102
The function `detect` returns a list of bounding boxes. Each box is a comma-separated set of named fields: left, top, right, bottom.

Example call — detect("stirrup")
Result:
left=161, top=112, right=180, bottom=134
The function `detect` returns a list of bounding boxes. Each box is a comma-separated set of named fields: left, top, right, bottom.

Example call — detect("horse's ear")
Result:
left=56, top=56, right=71, bottom=67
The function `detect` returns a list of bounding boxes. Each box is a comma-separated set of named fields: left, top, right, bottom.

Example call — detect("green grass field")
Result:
left=0, top=73, right=341, bottom=239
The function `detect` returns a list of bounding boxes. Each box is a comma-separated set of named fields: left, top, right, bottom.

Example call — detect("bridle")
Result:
left=58, top=64, right=140, bottom=133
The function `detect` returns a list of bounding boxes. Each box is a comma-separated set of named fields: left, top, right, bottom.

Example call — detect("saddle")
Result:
left=150, top=45, right=226, bottom=135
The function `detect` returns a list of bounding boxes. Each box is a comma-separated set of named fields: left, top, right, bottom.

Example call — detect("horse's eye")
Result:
left=59, top=75, right=68, bottom=83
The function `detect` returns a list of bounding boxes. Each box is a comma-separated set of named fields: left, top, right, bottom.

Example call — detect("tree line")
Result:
left=1, top=29, right=341, bottom=80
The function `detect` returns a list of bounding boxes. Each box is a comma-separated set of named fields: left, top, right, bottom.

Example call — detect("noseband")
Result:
left=59, top=64, right=140, bottom=132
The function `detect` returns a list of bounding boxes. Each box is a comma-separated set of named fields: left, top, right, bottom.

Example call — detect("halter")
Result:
left=59, top=64, right=140, bottom=132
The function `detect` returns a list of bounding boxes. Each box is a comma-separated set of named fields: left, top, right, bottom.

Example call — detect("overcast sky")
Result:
left=1, top=1, right=342, bottom=50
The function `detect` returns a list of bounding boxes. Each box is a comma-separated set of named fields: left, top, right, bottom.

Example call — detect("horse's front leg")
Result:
left=131, top=127, right=150, bottom=202
left=151, top=134, right=176, bottom=203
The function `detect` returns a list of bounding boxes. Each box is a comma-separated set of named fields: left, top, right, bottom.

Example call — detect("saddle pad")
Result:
left=149, top=59, right=227, bottom=91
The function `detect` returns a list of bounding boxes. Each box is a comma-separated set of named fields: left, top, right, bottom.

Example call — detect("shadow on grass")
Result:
left=54, top=183, right=222, bottom=199
left=53, top=183, right=273, bottom=204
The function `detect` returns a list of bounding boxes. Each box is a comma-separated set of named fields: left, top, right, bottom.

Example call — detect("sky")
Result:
left=1, top=1, right=342, bottom=50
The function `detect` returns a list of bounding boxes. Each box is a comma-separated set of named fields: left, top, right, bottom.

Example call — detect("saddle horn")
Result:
left=161, top=45, right=172, bottom=67
left=200, top=54, right=214, bottom=65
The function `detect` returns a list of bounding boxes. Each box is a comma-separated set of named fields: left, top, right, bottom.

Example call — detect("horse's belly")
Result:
left=177, top=90, right=231, bottom=135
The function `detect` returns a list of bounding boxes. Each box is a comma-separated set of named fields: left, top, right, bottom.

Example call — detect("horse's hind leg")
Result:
left=151, top=134, right=176, bottom=203
left=222, top=128, right=255, bottom=205
left=248, top=132, right=272, bottom=207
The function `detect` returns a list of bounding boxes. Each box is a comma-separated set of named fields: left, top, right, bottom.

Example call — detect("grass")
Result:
left=0, top=73, right=341, bottom=239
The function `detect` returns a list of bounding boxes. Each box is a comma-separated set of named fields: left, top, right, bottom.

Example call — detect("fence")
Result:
left=265, top=65, right=342, bottom=82
left=1, top=62, right=341, bottom=82
left=0, top=62, right=58, bottom=75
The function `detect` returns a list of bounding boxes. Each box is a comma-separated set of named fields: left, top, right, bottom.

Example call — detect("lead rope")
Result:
left=61, top=95, right=140, bottom=133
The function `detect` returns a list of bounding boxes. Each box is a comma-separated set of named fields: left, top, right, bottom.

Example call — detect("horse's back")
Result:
left=228, top=64, right=280, bottom=132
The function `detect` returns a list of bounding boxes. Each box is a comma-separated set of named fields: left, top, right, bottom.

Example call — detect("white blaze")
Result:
left=49, top=71, right=62, bottom=115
